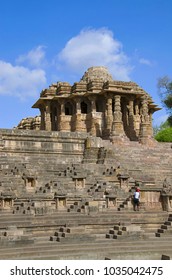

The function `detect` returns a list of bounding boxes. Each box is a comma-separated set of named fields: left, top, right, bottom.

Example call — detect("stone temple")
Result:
left=0, top=66, right=172, bottom=260
left=18, top=66, right=160, bottom=145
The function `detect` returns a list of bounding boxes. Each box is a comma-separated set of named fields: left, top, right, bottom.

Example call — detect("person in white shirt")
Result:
left=133, top=187, right=140, bottom=211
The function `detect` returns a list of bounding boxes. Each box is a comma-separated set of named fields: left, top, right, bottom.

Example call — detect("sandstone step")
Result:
left=1, top=237, right=172, bottom=259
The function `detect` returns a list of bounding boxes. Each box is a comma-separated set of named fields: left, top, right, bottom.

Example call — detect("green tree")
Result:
left=155, top=127, right=172, bottom=142
left=158, top=76, right=172, bottom=126
left=153, top=119, right=170, bottom=136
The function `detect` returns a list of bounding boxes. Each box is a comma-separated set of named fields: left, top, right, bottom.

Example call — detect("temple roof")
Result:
left=80, top=66, right=113, bottom=82
left=32, top=66, right=161, bottom=112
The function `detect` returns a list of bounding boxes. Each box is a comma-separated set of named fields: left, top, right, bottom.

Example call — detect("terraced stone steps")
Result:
left=1, top=131, right=172, bottom=259
left=0, top=207, right=170, bottom=259
left=106, top=224, right=127, bottom=239
left=1, top=236, right=172, bottom=260
left=103, top=143, right=172, bottom=182
left=155, top=214, right=172, bottom=237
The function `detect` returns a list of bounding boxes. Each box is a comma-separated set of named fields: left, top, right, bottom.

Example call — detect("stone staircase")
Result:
left=117, top=196, right=132, bottom=211
left=102, top=142, right=172, bottom=188
left=106, top=223, right=127, bottom=239
left=155, top=213, right=172, bottom=237
left=0, top=210, right=171, bottom=259
left=1, top=129, right=172, bottom=259
left=67, top=201, right=89, bottom=213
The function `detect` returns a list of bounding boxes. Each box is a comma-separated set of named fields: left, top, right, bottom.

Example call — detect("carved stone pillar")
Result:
left=128, top=99, right=137, bottom=140
left=122, top=100, right=128, bottom=132
left=40, top=106, right=45, bottom=130
left=89, top=96, right=97, bottom=135
left=74, top=98, right=83, bottom=131
left=104, top=97, right=113, bottom=138
left=90, top=97, right=96, bottom=113
left=111, top=95, right=125, bottom=143
left=58, top=100, right=66, bottom=131
left=128, top=100, right=134, bottom=116
left=60, top=102, right=65, bottom=116
left=45, top=101, right=51, bottom=131
left=134, top=101, right=141, bottom=137
left=141, top=98, right=149, bottom=124
left=54, top=104, right=59, bottom=131
left=139, top=97, right=153, bottom=144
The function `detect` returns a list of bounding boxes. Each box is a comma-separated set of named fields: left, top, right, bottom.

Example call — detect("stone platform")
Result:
left=0, top=129, right=172, bottom=259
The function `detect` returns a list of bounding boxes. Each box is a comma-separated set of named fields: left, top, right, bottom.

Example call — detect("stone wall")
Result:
left=0, top=129, right=89, bottom=162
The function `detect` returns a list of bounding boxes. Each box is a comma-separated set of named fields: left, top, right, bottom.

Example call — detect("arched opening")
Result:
left=65, top=102, right=73, bottom=115
left=81, top=101, right=88, bottom=114
left=96, top=97, right=105, bottom=112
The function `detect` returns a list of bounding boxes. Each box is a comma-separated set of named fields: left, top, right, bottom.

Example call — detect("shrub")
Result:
left=155, top=127, right=172, bottom=142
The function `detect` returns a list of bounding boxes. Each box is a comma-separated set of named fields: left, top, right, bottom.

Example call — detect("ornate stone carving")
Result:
left=162, top=178, right=172, bottom=194
left=140, top=98, right=150, bottom=124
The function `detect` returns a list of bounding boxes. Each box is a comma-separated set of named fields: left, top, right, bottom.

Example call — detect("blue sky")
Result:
left=0, top=0, right=172, bottom=128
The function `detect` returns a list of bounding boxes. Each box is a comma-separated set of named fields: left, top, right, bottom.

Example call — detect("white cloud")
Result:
left=57, top=28, right=132, bottom=81
left=0, top=29, right=134, bottom=101
left=0, top=60, right=46, bottom=99
left=16, top=45, right=46, bottom=67
left=139, top=58, right=152, bottom=66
